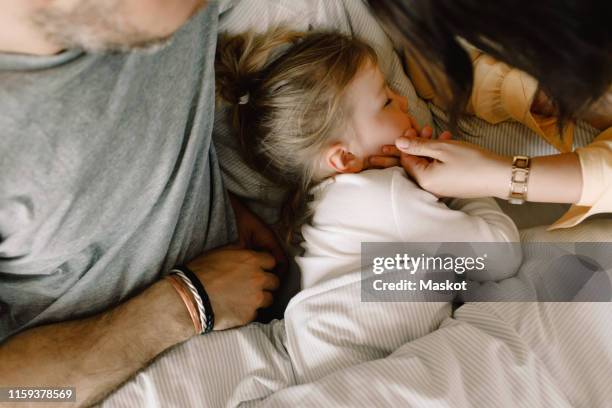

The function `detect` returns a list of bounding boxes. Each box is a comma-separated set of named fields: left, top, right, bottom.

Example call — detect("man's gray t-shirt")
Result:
left=0, top=2, right=237, bottom=342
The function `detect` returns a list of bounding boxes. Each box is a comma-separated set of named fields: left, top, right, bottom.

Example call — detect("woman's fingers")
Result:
left=420, top=125, right=433, bottom=139
left=395, top=137, right=447, bottom=161
left=399, top=153, right=429, bottom=177
left=404, top=125, right=432, bottom=139
left=408, top=115, right=421, bottom=132
left=370, top=127, right=450, bottom=168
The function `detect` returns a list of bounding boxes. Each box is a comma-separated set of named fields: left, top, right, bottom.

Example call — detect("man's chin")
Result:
left=31, top=4, right=174, bottom=54
left=43, top=27, right=174, bottom=54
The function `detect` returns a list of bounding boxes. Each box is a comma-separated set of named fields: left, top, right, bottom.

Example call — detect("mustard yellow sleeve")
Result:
left=550, top=127, right=612, bottom=229
left=469, top=51, right=574, bottom=153
left=404, top=46, right=575, bottom=152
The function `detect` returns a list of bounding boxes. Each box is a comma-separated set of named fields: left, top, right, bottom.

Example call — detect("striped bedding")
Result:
left=101, top=1, right=610, bottom=407
left=102, top=221, right=612, bottom=408
left=103, top=302, right=612, bottom=407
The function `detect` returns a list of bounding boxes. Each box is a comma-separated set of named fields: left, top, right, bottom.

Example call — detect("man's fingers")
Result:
left=396, top=137, right=447, bottom=161
left=221, top=248, right=278, bottom=271
left=260, top=271, right=280, bottom=291
left=259, top=291, right=274, bottom=308
left=253, top=228, right=288, bottom=274
left=249, top=251, right=277, bottom=270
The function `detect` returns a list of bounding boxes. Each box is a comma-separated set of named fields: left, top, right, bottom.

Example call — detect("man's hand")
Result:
left=229, top=194, right=288, bottom=275
left=187, top=248, right=280, bottom=330
left=0, top=246, right=282, bottom=406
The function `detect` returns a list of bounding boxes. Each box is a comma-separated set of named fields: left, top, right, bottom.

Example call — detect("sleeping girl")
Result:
left=216, top=27, right=521, bottom=289
left=215, top=27, right=527, bottom=382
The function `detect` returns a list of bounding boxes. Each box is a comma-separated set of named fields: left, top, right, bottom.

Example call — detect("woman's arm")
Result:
left=524, top=153, right=582, bottom=203
left=0, top=279, right=195, bottom=407
left=388, top=137, right=582, bottom=204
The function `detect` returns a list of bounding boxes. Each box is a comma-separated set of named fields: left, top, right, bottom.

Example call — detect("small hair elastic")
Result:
left=172, top=266, right=215, bottom=334
left=238, top=93, right=250, bottom=105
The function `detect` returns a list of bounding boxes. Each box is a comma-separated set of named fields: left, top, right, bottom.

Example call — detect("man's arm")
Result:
left=0, top=248, right=280, bottom=407
left=0, top=279, right=191, bottom=407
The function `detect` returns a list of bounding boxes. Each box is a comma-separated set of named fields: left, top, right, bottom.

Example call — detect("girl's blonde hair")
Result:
left=216, top=27, right=377, bottom=242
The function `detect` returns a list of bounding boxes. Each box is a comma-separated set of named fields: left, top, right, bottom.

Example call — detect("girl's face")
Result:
left=344, top=61, right=415, bottom=158
left=316, top=60, right=417, bottom=178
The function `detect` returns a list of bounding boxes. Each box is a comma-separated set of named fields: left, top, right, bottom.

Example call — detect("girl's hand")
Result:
left=393, top=137, right=513, bottom=199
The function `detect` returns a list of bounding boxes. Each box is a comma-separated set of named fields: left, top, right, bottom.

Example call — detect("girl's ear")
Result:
left=325, top=143, right=364, bottom=174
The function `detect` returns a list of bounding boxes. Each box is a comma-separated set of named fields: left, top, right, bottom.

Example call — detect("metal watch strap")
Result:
left=508, top=155, right=530, bottom=205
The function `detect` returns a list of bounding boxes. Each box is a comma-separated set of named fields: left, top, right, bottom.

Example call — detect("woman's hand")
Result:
left=369, top=127, right=583, bottom=203
left=366, top=125, right=451, bottom=169
left=392, top=136, right=512, bottom=199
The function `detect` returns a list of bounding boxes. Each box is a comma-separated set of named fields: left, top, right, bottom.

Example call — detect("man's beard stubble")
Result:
left=30, top=0, right=173, bottom=54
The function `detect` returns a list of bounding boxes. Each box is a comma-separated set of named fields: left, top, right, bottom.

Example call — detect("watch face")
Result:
left=513, top=156, right=530, bottom=168
left=516, top=158, right=529, bottom=167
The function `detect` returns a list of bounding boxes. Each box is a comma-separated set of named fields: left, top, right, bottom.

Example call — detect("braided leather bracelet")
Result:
left=172, top=266, right=215, bottom=334
left=165, top=274, right=202, bottom=334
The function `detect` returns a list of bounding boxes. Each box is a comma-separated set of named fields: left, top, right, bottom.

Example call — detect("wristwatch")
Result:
left=508, top=156, right=530, bottom=205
